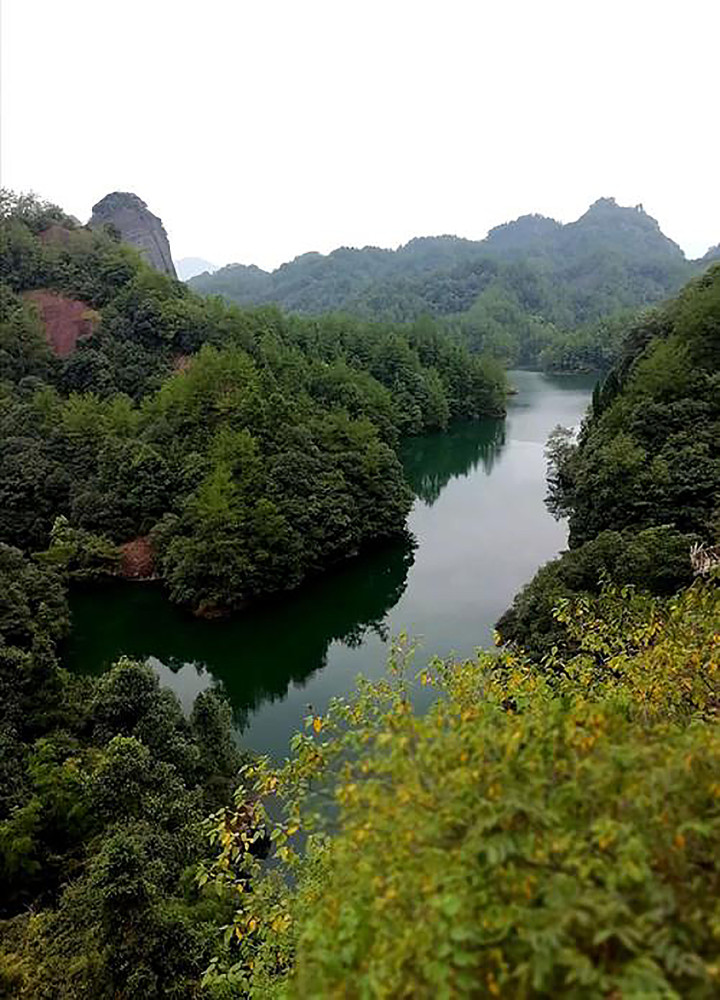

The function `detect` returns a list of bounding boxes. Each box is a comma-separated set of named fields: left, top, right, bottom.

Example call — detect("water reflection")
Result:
left=67, top=371, right=596, bottom=757
left=401, top=418, right=506, bottom=505
left=66, top=534, right=415, bottom=729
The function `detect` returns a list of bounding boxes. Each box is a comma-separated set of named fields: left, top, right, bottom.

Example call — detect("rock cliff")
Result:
left=89, top=192, right=176, bottom=277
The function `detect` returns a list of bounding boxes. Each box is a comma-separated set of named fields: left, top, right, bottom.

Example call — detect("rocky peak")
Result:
left=89, top=192, right=176, bottom=277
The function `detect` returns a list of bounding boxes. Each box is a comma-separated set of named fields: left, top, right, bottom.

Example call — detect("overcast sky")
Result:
left=2, top=0, right=718, bottom=270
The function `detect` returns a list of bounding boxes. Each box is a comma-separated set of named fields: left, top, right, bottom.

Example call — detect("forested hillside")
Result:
left=1, top=193, right=718, bottom=998
left=196, top=268, right=720, bottom=998
left=0, top=191, right=504, bottom=615
left=0, top=546, right=245, bottom=997
left=498, top=262, right=720, bottom=654
left=191, top=198, right=706, bottom=370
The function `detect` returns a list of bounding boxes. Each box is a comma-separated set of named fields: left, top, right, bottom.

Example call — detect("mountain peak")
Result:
left=587, top=196, right=619, bottom=210
left=583, top=196, right=654, bottom=218
left=569, top=197, right=684, bottom=259
left=89, top=192, right=176, bottom=278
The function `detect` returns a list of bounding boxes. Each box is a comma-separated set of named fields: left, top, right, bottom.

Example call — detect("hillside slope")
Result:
left=0, top=190, right=505, bottom=615
left=498, top=263, right=720, bottom=654
left=191, top=198, right=702, bottom=368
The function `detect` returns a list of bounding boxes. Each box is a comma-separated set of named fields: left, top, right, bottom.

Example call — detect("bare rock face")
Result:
left=89, top=192, right=176, bottom=277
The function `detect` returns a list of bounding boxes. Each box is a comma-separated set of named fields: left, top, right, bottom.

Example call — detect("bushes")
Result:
left=497, top=526, right=695, bottom=656
left=36, top=516, right=120, bottom=580
left=0, top=548, right=244, bottom=997
left=204, top=581, right=720, bottom=998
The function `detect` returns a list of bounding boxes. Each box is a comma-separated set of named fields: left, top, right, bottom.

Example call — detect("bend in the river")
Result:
left=67, top=370, right=596, bottom=757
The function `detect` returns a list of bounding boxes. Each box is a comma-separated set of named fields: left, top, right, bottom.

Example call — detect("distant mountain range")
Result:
left=187, top=198, right=717, bottom=368
left=189, top=198, right=707, bottom=312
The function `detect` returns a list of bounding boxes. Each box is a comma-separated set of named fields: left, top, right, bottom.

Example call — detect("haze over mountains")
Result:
left=189, top=197, right=709, bottom=316
left=185, top=197, right=715, bottom=369
left=83, top=191, right=718, bottom=371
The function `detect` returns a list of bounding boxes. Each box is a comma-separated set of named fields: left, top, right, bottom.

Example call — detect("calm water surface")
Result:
left=67, top=371, right=595, bottom=758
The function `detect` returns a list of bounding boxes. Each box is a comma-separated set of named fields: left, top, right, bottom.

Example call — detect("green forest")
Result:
left=1, top=187, right=719, bottom=999
left=203, top=266, right=720, bottom=997
left=0, top=191, right=505, bottom=615
left=191, top=198, right=702, bottom=373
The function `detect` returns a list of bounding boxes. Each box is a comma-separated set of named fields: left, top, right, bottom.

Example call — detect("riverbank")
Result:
left=67, top=371, right=596, bottom=757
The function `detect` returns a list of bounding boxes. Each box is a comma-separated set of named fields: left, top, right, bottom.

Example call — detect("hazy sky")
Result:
left=2, top=0, right=719, bottom=270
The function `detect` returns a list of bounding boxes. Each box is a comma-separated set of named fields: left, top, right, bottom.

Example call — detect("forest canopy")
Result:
left=1, top=193, right=719, bottom=998
left=0, top=190, right=506, bottom=614
left=190, top=198, right=705, bottom=372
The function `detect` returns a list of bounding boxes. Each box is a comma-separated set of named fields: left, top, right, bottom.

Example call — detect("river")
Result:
left=66, top=370, right=595, bottom=758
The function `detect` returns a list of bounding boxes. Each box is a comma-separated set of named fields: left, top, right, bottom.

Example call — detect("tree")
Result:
left=204, top=582, right=720, bottom=998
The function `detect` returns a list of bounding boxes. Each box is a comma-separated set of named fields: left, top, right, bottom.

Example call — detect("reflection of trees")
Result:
left=401, top=418, right=506, bottom=506
left=66, top=533, right=415, bottom=730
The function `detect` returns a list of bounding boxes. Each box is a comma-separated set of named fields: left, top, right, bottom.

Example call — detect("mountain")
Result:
left=175, top=256, right=219, bottom=281
left=189, top=198, right=691, bottom=314
left=189, top=198, right=698, bottom=369
left=0, top=188, right=506, bottom=608
left=700, top=243, right=720, bottom=264
left=189, top=235, right=492, bottom=313
left=561, top=197, right=684, bottom=258
left=481, top=212, right=563, bottom=257
left=89, top=192, right=176, bottom=277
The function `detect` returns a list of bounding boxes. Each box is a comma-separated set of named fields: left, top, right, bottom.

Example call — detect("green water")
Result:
left=66, top=370, right=595, bottom=758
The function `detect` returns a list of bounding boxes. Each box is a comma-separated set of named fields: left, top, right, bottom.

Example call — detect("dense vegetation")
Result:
left=498, top=262, right=720, bottom=655
left=1, top=192, right=718, bottom=998
left=0, top=190, right=505, bottom=614
left=204, top=580, right=720, bottom=997
left=0, top=547, right=242, bottom=998
left=195, top=265, right=720, bottom=998
left=191, top=198, right=706, bottom=371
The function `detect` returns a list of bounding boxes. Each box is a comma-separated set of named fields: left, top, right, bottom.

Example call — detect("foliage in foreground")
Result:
left=204, top=579, right=720, bottom=998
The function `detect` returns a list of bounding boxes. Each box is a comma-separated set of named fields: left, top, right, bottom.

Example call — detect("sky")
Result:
left=2, top=0, right=719, bottom=270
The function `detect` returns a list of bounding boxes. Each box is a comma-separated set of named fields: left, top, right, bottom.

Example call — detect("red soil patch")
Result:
left=24, top=290, right=100, bottom=358
left=119, top=536, right=156, bottom=580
